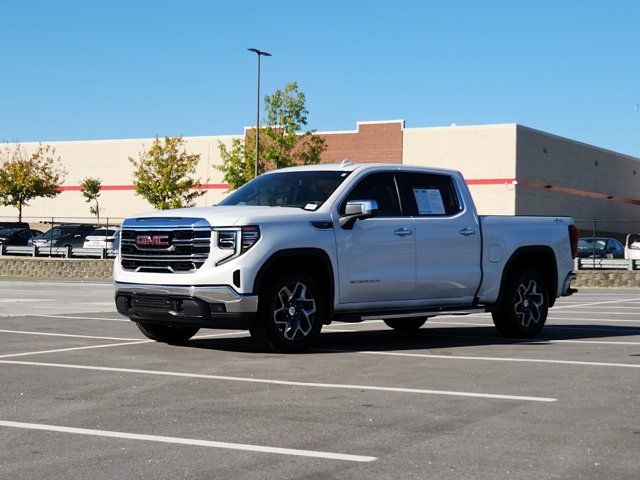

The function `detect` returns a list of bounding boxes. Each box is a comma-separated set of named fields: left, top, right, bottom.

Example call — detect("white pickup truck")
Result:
left=114, top=162, right=578, bottom=352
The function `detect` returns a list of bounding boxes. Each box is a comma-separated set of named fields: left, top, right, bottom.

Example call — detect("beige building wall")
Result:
left=515, top=126, right=640, bottom=234
left=402, top=124, right=518, bottom=215
left=0, top=135, right=239, bottom=222
left=3, top=122, right=639, bottom=230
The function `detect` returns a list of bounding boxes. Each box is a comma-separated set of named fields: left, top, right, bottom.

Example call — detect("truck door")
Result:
left=396, top=171, right=481, bottom=304
left=333, top=172, right=416, bottom=304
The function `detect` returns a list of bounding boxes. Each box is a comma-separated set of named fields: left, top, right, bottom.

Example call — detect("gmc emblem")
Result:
left=136, top=235, right=170, bottom=246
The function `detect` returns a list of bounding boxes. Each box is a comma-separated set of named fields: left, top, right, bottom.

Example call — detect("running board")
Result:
left=358, top=308, right=486, bottom=322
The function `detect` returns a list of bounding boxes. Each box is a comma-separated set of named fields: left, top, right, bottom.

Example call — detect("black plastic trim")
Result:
left=252, top=248, right=335, bottom=318
left=116, top=292, right=255, bottom=329
left=495, top=246, right=558, bottom=308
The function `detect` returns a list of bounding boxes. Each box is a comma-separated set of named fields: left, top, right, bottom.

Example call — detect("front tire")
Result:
left=136, top=322, right=199, bottom=344
left=250, top=269, right=325, bottom=352
left=492, top=269, right=549, bottom=338
left=383, top=318, right=428, bottom=331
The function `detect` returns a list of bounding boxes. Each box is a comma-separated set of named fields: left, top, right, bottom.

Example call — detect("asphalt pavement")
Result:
left=0, top=279, right=639, bottom=479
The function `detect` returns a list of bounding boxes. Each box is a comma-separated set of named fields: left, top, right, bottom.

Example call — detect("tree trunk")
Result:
left=18, top=202, right=22, bottom=222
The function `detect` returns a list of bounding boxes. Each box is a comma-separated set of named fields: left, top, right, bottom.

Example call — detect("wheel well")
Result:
left=253, top=249, right=335, bottom=320
left=498, top=247, right=558, bottom=308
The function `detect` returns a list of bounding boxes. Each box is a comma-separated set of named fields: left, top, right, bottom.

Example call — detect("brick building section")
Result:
left=320, top=121, right=404, bottom=164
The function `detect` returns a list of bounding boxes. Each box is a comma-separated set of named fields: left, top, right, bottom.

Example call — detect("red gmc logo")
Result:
left=136, top=235, right=170, bottom=246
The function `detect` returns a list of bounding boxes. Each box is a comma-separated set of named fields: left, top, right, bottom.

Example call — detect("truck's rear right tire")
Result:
left=383, top=318, right=427, bottom=331
left=492, top=268, right=549, bottom=338
left=136, top=322, right=199, bottom=344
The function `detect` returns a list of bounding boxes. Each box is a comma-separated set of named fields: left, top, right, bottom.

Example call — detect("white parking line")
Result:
left=430, top=317, right=640, bottom=335
left=553, top=298, right=640, bottom=309
left=317, top=349, right=640, bottom=369
left=557, top=294, right=640, bottom=297
left=0, top=360, right=557, bottom=402
left=552, top=312, right=640, bottom=317
left=0, top=280, right=111, bottom=287
left=549, top=317, right=640, bottom=324
left=427, top=320, right=492, bottom=327
left=0, top=340, right=152, bottom=359
left=192, top=332, right=247, bottom=339
left=427, top=332, right=640, bottom=346
left=0, top=314, right=129, bottom=322
left=0, top=329, right=141, bottom=341
left=556, top=305, right=640, bottom=310
left=0, top=420, right=376, bottom=462
left=0, top=298, right=48, bottom=303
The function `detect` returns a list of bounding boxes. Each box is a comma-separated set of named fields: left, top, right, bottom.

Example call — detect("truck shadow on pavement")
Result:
left=183, top=324, right=640, bottom=354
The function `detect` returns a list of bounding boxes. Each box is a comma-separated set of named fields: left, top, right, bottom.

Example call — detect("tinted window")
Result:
left=397, top=172, right=461, bottom=216
left=220, top=171, right=351, bottom=210
left=340, top=173, right=401, bottom=216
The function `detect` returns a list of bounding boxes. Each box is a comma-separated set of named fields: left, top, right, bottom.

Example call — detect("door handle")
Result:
left=459, top=227, right=476, bottom=236
left=394, top=228, right=413, bottom=237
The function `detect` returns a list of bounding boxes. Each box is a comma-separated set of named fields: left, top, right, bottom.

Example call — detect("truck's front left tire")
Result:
left=136, top=322, right=200, bottom=344
left=250, top=269, right=325, bottom=352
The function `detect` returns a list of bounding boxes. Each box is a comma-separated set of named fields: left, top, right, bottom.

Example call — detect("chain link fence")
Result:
left=573, top=219, right=640, bottom=270
left=2, top=215, right=640, bottom=269
left=0, top=215, right=124, bottom=259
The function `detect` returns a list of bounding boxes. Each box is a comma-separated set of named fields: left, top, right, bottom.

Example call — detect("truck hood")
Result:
left=129, top=205, right=323, bottom=226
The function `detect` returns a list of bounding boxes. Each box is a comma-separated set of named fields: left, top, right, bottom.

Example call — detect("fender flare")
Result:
left=252, top=248, right=336, bottom=313
left=496, top=246, right=558, bottom=307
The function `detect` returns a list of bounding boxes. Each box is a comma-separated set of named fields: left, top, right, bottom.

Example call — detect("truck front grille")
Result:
left=120, top=217, right=212, bottom=273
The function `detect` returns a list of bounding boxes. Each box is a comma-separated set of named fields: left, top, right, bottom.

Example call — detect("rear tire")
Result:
left=492, top=268, right=549, bottom=338
left=136, top=322, right=199, bottom=344
left=383, top=318, right=427, bottom=331
left=250, top=269, right=325, bottom=352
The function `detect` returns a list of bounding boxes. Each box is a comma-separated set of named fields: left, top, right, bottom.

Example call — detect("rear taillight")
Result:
left=569, top=225, right=578, bottom=259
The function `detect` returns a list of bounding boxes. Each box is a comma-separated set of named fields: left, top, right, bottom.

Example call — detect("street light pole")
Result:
left=247, top=48, right=271, bottom=178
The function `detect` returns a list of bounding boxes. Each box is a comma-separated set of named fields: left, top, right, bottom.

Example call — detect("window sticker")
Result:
left=413, top=188, right=446, bottom=215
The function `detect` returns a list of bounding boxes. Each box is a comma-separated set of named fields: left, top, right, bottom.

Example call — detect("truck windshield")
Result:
left=219, top=171, right=351, bottom=209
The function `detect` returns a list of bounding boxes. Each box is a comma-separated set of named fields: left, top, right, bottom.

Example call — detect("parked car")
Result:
left=577, top=237, right=625, bottom=259
left=0, top=222, right=30, bottom=230
left=0, top=228, right=43, bottom=246
left=28, top=224, right=96, bottom=249
left=83, top=228, right=120, bottom=249
left=625, top=234, right=640, bottom=260
left=114, top=162, right=577, bottom=352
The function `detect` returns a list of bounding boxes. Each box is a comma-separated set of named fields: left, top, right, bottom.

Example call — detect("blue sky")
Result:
left=1, top=0, right=639, bottom=156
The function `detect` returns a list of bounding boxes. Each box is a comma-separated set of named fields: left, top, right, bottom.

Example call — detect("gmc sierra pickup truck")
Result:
left=114, top=162, right=578, bottom=352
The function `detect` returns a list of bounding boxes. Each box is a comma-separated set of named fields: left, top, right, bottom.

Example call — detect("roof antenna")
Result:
left=341, top=158, right=352, bottom=167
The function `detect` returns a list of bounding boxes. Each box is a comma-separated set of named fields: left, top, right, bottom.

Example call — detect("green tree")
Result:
left=129, top=136, right=204, bottom=210
left=218, top=82, right=326, bottom=190
left=0, top=144, right=66, bottom=221
left=80, top=177, right=102, bottom=221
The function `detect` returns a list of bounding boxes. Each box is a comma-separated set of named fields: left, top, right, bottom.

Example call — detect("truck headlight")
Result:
left=214, top=225, right=260, bottom=265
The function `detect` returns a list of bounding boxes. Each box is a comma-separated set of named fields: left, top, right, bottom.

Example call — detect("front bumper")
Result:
left=114, top=282, right=258, bottom=329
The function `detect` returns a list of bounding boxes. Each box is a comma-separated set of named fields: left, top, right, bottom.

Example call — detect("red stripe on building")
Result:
left=58, top=184, right=230, bottom=192
left=518, top=180, right=640, bottom=206
left=465, top=178, right=516, bottom=185
left=56, top=178, right=640, bottom=207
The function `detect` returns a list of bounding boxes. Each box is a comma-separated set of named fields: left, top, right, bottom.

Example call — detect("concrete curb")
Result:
left=0, top=256, right=639, bottom=287
left=0, top=257, right=113, bottom=279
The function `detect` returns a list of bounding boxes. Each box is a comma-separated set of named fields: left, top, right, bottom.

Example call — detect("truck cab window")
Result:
left=397, top=172, right=461, bottom=216
left=340, top=172, right=401, bottom=216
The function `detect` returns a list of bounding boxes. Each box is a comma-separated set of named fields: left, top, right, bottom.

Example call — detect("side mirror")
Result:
left=340, top=199, right=378, bottom=229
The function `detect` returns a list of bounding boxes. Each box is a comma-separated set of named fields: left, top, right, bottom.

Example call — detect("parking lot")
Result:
left=0, top=280, right=639, bottom=479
